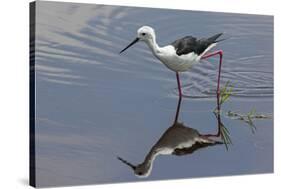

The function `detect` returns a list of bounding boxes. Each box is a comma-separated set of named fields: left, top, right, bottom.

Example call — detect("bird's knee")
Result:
left=218, top=50, right=223, bottom=57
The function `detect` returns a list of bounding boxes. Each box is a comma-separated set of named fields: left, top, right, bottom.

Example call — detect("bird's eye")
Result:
left=141, top=33, right=146, bottom=36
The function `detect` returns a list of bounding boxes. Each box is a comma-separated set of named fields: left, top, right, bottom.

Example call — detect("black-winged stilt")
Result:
left=120, top=26, right=225, bottom=108
left=117, top=95, right=223, bottom=177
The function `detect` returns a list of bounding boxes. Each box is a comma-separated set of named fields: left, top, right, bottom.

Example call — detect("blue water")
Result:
left=33, top=1, right=273, bottom=187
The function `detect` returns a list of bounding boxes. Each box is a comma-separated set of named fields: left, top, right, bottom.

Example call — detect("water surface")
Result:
left=34, top=1, right=273, bottom=187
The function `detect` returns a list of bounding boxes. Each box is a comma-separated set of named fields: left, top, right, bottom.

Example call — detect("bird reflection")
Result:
left=117, top=97, right=226, bottom=177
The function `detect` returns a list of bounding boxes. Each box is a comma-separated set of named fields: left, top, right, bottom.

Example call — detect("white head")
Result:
left=119, top=26, right=156, bottom=54
left=137, top=26, right=156, bottom=42
left=133, top=162, right=153, bottom=178
left=117, top=156, right=153, bottom=178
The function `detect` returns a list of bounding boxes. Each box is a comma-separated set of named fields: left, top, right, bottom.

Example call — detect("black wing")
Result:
left=170, top=33, right=223, bottom=56
left=172, top=140, right=223, bottom=156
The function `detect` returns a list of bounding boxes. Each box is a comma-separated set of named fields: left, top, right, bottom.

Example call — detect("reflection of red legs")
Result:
left=173, top=93, right=182, bottom=124
left=202, top=113, right=222, bottom=137
left=174, top=72, right=183, bottom=124
left=201, top=50, right=223, bottom=110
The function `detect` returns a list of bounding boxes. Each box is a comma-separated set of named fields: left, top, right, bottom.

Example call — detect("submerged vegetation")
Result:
left=226, top=109, right=272, bottom=133
left=214, top=81, right=272, bottom=149
left=217, top=115, right=232, bottom=150
left=213, top=81, right=233, bottom=113
left=214, top=81, right=233, bottom=150
left=219, top=81, right=233, bottom=108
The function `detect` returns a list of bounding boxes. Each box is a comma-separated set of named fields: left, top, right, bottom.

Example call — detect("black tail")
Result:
left=208, top=33, right=224, bottom=43
left=208, top=33, right=230, bottom=44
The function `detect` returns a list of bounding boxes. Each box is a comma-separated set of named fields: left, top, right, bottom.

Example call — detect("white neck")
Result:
left=145, top=38, right=162, bottom=56
left=140, top=150, right=159, bottom=177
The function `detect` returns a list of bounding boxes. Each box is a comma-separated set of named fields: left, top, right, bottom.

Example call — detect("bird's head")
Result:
left=117, top=156, right=152, bottom=178
left=119, top=26, right=156, bottom=54
left=137, top=26, right=156, bottom=42
left=134, top=162, right=152, bottom=178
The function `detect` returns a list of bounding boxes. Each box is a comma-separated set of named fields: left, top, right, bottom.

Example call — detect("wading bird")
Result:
left=120, top=26, right=225, bottom=108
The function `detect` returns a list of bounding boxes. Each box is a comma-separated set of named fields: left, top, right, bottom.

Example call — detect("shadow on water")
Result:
left=117, top=96, right=230, bottom=178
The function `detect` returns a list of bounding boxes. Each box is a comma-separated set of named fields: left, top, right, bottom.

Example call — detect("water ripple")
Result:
left=36, top=4, right=273, bottom=100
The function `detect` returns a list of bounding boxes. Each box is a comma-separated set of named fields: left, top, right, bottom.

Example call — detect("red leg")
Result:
left=201, top=50, right=223, bottom=110
left=176, top=72, right=182, bottom=98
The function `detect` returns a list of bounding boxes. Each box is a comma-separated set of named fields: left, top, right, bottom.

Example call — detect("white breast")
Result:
left=158, top=148, right=174, bottom=155
left=156, top=139, right=197, bottom=155
left=155, top=45, right=200, bottom=72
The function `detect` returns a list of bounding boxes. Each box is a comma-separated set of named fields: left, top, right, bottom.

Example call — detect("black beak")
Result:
left=117, top=156, right=136, bottom=170
left=119, top=37, right=139, bottom=54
